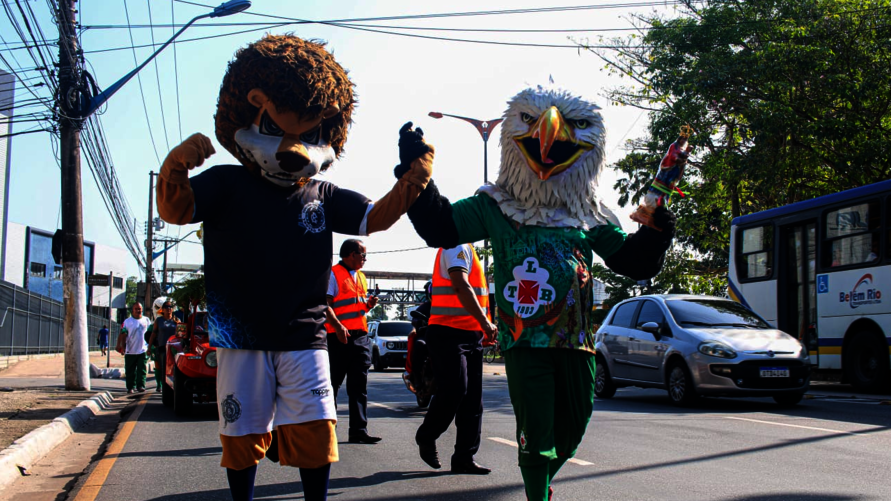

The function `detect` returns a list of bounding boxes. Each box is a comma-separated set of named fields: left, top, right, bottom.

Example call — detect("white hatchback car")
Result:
left=594, top=295, right=811, bottom=406
left=368, top=320, right=412, bottom=372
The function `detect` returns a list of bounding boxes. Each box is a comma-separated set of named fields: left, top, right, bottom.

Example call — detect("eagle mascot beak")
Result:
left=513, top=106, right=594, bottom=181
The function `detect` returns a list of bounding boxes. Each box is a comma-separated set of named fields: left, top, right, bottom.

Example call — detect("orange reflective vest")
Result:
left=325, top=264, right=369, bottom=333
left=429, top=246, right=489, bottom=331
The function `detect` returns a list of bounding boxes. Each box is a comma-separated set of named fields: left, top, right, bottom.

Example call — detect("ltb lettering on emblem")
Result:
left=503, top=258, right=556, bottom=319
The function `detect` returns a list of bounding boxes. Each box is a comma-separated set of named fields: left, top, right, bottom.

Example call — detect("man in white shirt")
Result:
left=120, top=303, right=150, bottom=394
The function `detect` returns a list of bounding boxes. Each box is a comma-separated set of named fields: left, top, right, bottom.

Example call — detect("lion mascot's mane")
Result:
left=214, top=34, right=357, bottom=171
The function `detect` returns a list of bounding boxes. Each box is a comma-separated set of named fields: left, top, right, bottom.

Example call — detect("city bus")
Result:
left=728, top=179, right=891, bottom=390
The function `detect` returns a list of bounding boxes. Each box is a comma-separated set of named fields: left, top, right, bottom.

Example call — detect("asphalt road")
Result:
left=78, top=370, right=891, bottom=501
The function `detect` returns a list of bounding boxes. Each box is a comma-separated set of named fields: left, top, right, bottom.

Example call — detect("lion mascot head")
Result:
left=214, top=34, right=356, bottom=187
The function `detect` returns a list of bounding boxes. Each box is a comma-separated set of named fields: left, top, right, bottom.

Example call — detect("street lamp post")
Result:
left=56, top=0, right=250, bottom=391
left=427, top=112, right=503, bottom=281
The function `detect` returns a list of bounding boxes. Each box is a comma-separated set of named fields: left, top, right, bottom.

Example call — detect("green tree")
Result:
left=580, top=0, right=891, bottom=293
left=169, top=275, right=206, bottom=312
left=474, top=244, right=495, bottom=281
left=368, top=304, right=388, bottom=321
left=125, top=276, right=138, bottom=307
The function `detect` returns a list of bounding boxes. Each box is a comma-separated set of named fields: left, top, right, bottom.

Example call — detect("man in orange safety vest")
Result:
left=415, top=244, right=497, bottom=475
left=325, top=239, right=381, bottom=444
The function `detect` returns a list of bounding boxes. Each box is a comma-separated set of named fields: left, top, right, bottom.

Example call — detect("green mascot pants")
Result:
left=504, top=347, right=596, bottom=501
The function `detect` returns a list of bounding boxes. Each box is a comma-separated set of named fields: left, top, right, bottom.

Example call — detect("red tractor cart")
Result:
left=161, top=309, right=218, bottom=415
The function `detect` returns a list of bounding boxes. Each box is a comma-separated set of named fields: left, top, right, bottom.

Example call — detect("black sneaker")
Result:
left=348, top=432, right=382, bottom=444
left=450, top=459, right=491, bottom=475
left=417, top=441, right=441, bottom=469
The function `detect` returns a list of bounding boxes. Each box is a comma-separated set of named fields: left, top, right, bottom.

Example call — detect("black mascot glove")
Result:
left=603, top=206, right=677, bottom=280
left=652, top=206, right=677, bottom=239
left=394, top=121, right=430, bottom=179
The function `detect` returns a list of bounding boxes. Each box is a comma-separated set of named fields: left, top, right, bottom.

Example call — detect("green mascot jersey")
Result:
left=452, top=193, right=627, bottom=353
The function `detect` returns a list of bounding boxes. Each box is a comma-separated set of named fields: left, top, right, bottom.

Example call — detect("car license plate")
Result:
left=759, top=367, right=789, bottom=377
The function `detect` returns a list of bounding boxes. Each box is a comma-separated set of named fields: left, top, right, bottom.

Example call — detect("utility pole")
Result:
left=162, top=249, right=168, bottom=294
left=146, top=171, right=155, bottom=317
left=107, top=271, right=113, bottom=368
left=50, top=0, right=252, bottom=392
left=58, top=0, right=89, bottom=391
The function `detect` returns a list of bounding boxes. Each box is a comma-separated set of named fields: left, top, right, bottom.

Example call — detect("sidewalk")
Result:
left=0, top=352, right=132, bottom=451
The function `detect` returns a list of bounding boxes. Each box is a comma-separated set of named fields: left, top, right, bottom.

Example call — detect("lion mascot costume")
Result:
left=156, top=34, right=433, bottom=501
left=406, top=85, right=676, bottom=500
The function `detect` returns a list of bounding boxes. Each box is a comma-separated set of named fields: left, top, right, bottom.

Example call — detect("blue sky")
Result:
left=4, top=0, right=676, bottom=286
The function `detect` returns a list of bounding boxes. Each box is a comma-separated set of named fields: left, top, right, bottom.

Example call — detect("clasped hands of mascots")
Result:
left=168, top=120, right=431, bottom=181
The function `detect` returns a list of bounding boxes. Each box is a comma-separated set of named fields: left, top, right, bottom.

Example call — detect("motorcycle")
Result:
left=403, top=301, right=435, bottom=408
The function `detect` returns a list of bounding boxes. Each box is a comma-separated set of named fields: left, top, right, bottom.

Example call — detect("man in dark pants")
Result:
left=326, top=239, right=381, bottom=444
left=416, top=244, right=497, bottom=474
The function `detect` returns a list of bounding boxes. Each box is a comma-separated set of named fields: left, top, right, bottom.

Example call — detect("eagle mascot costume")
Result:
left=407, top=85, right=675, bottom=501
left=156, top=34, right=433, bottom=501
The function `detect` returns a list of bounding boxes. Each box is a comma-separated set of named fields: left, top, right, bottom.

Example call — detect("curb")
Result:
left=0, top=391, right=114, bottom=491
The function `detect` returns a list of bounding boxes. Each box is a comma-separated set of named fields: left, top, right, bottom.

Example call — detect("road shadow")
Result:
left=144, top=470, right=468, bottom=501
left=721, top=494, right=866, bottom=501
left=594, top=388, right=891, bottom=429
left=133, top=394, right=219, bottom=423
left=115, top=446, right=222, bottom=459
left=558, top=424, right=889, bottom=489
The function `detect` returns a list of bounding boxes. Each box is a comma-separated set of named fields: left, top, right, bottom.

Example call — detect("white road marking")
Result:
left=487, top=437, right=594, bottom=466
left=724, top=416, right=864, bottom=436
left=369, top=402, right=400, bottom=411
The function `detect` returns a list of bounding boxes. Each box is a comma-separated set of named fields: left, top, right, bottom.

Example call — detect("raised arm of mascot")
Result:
left=157, top=124, right=433, bottom=234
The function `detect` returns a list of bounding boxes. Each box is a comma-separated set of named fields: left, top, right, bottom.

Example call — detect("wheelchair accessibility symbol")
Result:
left=817, top=274, right=829, bottom=294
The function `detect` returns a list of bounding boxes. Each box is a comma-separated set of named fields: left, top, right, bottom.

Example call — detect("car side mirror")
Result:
left=640, top=322, right=661, bottom=337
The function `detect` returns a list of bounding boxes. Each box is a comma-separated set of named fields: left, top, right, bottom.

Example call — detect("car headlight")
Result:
left=386, top=342, right=395, bottom=349
left=698, top=341, right=737, bottom=359
left=205, top=350, right=218, bottom=368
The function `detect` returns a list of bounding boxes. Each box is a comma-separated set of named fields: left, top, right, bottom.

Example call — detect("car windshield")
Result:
left=377, top=322, right=413, bottom=337
left=665, top=298, right=770, bottom=329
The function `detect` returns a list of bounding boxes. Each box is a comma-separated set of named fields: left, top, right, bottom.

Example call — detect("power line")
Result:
left=171, top=0, right=182, bottom=142
left=83, top=21, right=292, bottom=54
left=81, top=2, right=891, bottom=54
left=175, top=0, right=688, bottom=23
left=146, top=0, right=171, bottom=152
left=122, top=0, right=162, bottom=165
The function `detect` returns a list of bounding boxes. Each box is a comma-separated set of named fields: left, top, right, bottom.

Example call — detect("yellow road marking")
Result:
left=487, top=437, right=593, bottom=466
left=724, top=416, right=863, bottom=436
left=73, top=396, right=149, bottom=501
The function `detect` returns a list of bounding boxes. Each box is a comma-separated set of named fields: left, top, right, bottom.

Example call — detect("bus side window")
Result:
left=823, top=200, right=880, bottom=268
left=739, top=225, right=773, bottom=280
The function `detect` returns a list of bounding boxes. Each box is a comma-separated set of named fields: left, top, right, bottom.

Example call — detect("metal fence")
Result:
left=0, top=279, right=120, bottom=356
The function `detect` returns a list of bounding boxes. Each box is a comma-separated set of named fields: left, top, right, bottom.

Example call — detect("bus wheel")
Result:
left=844, top=331, right=890, bottom=391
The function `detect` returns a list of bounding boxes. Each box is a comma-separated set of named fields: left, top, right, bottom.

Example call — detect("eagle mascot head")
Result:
left=214, top=34, right=356, bottom=187
left=480, top=85, right=615, bottom=229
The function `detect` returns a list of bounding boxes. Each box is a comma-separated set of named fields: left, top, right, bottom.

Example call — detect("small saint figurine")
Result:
left=630, top=125, right=694, bottom=230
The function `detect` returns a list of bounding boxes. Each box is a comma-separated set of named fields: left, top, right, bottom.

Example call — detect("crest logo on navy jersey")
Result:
left=299, top=200, right=326, bottom=234
left=221, top=394, right=242, bottom=428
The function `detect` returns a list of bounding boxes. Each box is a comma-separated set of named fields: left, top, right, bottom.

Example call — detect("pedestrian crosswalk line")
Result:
left=724, top=416, right=864, bottom=436
left=487, top=437, right=594, bottom=466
